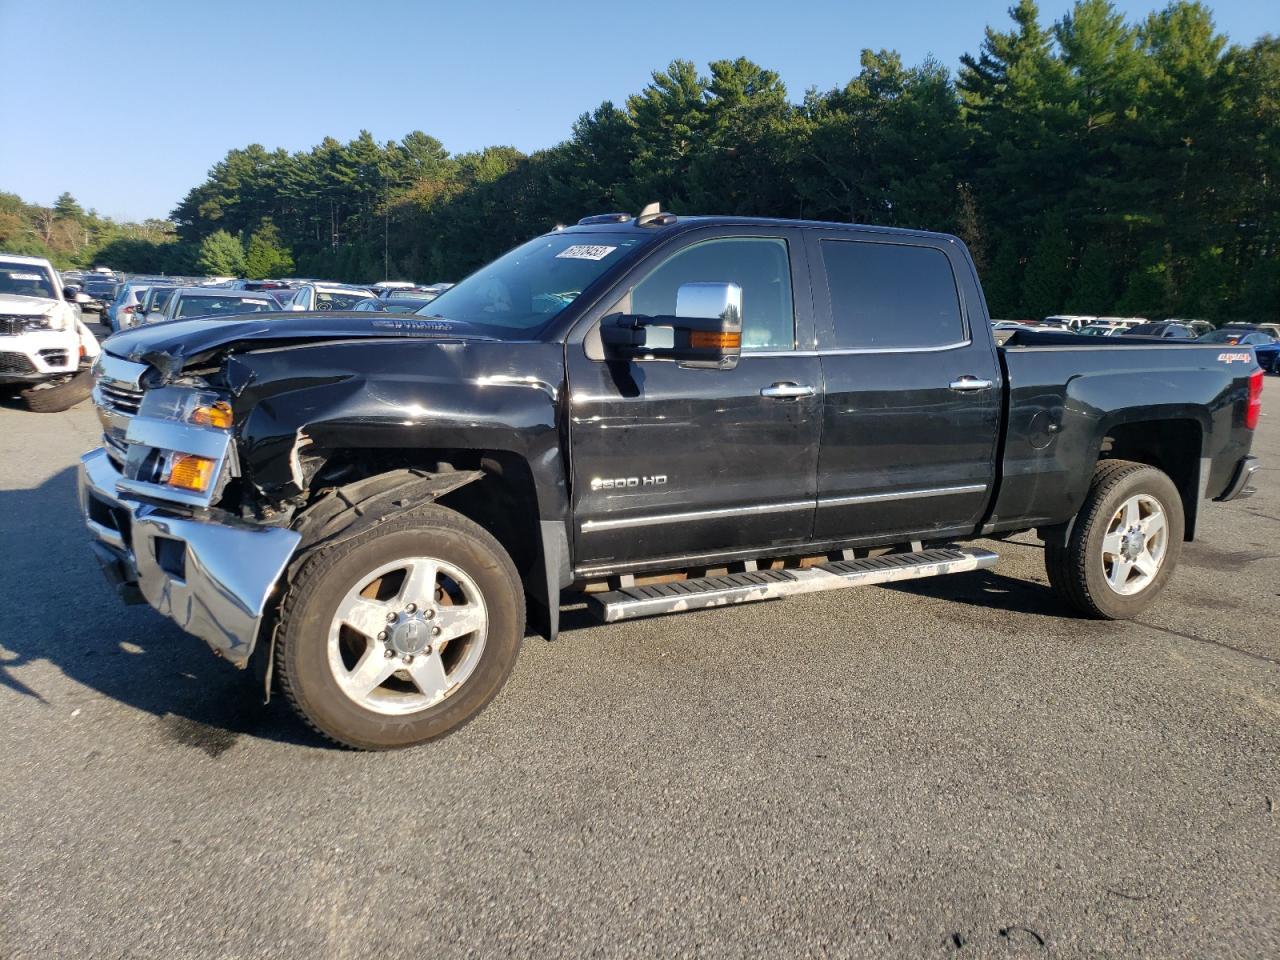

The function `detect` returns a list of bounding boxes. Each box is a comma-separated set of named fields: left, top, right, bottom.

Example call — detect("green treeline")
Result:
left=8, top=1, right=1279, bottom=322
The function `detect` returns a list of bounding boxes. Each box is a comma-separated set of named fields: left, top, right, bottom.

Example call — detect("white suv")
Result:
left=0, top=254, right=101, bottom=412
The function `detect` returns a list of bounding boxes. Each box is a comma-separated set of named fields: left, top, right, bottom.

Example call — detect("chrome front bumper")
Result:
left=78, top=448, right=301, bottom=667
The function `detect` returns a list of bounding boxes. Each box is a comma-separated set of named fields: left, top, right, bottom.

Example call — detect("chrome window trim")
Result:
left=581, top=499, right=814, bottom=533
left=749, top=340, right=972, bottom=358
left=818, top=483, right=988, bottom=507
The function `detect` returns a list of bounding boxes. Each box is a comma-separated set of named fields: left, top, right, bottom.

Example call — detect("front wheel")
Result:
left=275, top=504, right=524, bottom=749
left=1046, top=459, right=1184, bottom=619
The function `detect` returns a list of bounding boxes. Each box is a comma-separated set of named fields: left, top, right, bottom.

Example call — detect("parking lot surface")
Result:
left=1, top=385, right=1277, bottom=959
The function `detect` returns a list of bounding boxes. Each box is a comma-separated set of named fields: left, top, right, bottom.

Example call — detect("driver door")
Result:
left=566, top=228, right=822, bottom=573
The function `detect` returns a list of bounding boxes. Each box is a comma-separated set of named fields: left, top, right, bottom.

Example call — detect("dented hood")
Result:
left=103, top=311, right=488, bottom=376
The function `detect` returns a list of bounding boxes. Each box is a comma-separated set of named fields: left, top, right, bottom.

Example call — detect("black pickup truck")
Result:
left=79, top=211, right=1263, bottom=749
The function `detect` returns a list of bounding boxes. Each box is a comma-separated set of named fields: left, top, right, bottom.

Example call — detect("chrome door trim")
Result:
left=818, top=483, right=988, bottom=507
left=581, top=499, right=815, bottom=533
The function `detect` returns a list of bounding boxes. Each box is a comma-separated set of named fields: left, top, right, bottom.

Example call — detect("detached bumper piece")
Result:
left=1215, top=455, right=1259, bottom=502
left=78, top=448, right=301, bottom=667
left=589, top=547, right=999, bottom=623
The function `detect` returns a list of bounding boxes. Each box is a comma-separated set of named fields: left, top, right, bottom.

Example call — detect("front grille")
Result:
left=0, top=315, right=26, bottom=336
left=0, top=352, right=36, bottom=375
left=98, top=380, right=144, bottom=415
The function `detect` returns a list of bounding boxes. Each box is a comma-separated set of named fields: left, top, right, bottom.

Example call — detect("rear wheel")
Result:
left=1046, top=459, right=1184, bottom=619
left=275, top=504, right=524, bottom=749
left=22, top=368, right=94, bottom=413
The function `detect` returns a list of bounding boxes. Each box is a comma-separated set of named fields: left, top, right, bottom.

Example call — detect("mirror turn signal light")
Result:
left=190, top=401, right=233, bottom=429
left=167, top=454, right=216, bottom=492
left=689, top=331, right=741, bottom=350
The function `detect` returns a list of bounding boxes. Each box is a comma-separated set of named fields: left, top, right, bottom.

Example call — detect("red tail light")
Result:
left=123, top=305, right=135, bottom=314
left=1246, top=368, right=1263, bottom=430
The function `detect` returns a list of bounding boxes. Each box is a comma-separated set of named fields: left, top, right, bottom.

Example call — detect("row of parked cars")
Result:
left=89, top=277, right=455, bottom=332
left=992, top=315, right=1280, bottom=373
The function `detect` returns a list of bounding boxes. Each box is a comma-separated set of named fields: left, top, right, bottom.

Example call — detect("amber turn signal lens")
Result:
left=167, top=454, right=216, bottom=492
left=190, top=401, right=233, bottom=429
left=690, top=331, right=741, bottom=350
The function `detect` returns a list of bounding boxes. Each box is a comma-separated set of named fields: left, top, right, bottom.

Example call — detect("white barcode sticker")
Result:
left=556, top=244, right=617, bottom=261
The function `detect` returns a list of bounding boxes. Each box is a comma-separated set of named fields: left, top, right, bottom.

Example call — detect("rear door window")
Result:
left=820, top=239, right=965, bottom=350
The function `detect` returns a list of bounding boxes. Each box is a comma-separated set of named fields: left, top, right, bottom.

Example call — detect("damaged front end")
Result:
left=81, top=351, right=302, bottom=665
left=80, top=315, right=501, bottom=667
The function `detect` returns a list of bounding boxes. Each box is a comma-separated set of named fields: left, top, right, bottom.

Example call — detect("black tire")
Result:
left=1046, top=459, right=1184, bottom=619
left=22, top=368, right=95, bottom=413
left=275, top=503, right=524, bottom=749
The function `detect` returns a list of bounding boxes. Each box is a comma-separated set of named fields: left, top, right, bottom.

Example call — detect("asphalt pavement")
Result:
left=1, top=362, right=1277, bottom=959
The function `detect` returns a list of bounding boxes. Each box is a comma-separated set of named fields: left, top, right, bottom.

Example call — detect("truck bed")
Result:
left=987, top=327, right=1258, bottom=535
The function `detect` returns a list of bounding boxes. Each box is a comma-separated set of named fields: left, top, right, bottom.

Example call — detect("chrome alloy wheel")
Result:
left=1100, top=493, right=1168, bottom=596
left=326, top=557, right=488, bottom=715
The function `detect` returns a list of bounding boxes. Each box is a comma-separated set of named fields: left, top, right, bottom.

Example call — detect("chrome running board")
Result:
left=588, top=547, right=999, bottom=623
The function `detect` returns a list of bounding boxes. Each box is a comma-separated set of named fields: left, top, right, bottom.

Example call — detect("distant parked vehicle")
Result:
left=1224, top=321, right=1280, bottom=339
left=1079, top=322, right=1131, bottom=336
left=283, top=283, right=375, bottom=311
left=370, top=281, right=416, bottom=294
left=0, top=253, right=101, bottom=412
left=80, top=278, right=119, bottom=314
left=161, top=288, right=281, bottom=321
left=1040, top=314, right=1095, bottom=332
left=136, top=284, right=180, bottom=324
left=353, top=296, right=426, bottom=314
left=1254, top=338, right=1280, bottom=374
left=1198, top=327, right=1277, bottom=346
left=1124, top=321, right=1198, bottom=340
left=105, top=281, right=157, bottom=331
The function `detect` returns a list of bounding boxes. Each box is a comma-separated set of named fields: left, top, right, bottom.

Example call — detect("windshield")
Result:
left=175, top=294, right=276, bottom=319
left=0, top=262, right=57, bottom=299
left=416, top=233, right=641, bottom=337
left=85, top=281, right=116, bottom=295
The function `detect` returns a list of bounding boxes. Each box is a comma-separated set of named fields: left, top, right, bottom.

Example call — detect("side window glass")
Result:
left=630, top=237, right=794, bottom=351
left=820, top=240, right=964, bottom=350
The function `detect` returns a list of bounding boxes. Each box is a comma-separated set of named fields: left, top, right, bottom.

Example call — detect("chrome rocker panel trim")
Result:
left=78, top=448, right=301, bottom=667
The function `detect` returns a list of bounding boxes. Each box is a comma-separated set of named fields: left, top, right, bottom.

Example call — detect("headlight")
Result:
left=18, top=315, right=55, bottom=332
left=146, top=388, right=235, bottom=430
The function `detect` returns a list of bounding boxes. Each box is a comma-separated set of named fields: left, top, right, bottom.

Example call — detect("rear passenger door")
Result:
left=807, top=231, right=1001, bottom=543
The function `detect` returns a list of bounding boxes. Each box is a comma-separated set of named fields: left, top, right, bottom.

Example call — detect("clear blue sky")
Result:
left=1, top=0, right=1273, bottom=221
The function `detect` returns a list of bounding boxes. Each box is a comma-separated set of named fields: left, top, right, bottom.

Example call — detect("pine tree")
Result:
left=243, top=220, right=294, bottom=280
left=1116, top=242, right=1173, bottom=318
left=1067, top=243, right=1113, bottom=314
left=1021, top=210, right=1071, bottom=319
left=983, top=236, right=1023, bottom=318
left=197, top=230, right=245, bottom=277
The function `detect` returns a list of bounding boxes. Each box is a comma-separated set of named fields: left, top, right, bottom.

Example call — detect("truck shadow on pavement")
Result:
left=0, top=466, right=328, bottom=753
left=881, top=566, right=1072, bottom=618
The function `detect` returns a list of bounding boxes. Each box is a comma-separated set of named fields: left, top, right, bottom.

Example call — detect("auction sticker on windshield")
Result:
left=555, top=244, right=617, bottom=261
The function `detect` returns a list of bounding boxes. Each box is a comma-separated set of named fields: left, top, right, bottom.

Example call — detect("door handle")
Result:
left=949, top=376, right=994, bottom=392
left=761, top=382, right=815, bottom=399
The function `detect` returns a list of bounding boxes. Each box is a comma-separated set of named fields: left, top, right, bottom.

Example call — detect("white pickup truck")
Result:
left=0, top=253, right=101, bottom=412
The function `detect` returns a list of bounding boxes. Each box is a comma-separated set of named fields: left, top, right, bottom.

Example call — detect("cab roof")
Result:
left=558, top=214, right=961, bottom=245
